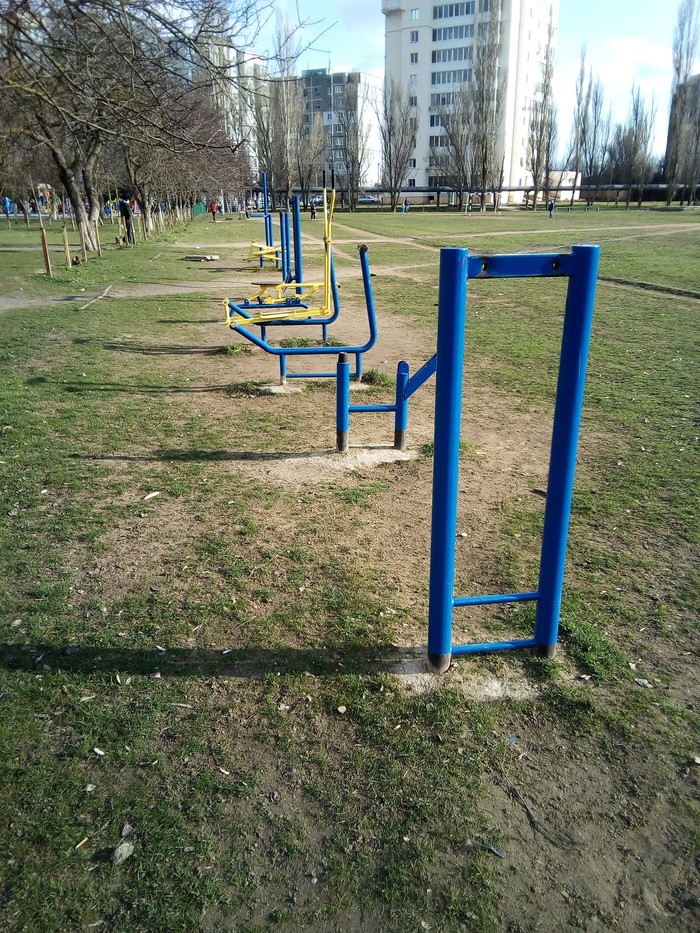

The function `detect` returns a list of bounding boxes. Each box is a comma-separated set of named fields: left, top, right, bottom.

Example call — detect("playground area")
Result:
left=0, top=206, right=698, bottom=930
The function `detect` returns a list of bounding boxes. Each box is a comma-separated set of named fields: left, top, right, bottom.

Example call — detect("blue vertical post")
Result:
left=280, top=211, right=290, bottom=279
left=394, top=361, right=410, bottom=450
left=427, top=249, right=469, bottom=673
left=262, top=173, right=269, bottom=216
left=264, top=213, right=273, bottom=250
left=336, top=353, right=351, bottom=452
left=291, top=196, right=303, bottom=288
left=534, top=244, right=600, bottom=655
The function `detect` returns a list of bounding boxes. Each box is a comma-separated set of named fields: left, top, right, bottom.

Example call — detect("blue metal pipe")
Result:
left=336, top=353, right=350, bottom=451
left=394, top=361, right=410, bottom=449
left=262, top=172, right=269, bottom=217
left=291, top=196, right=303, bottom=287
left=452, top=639, right=538, bottom=655
left=404, top=353, right=437, bottom=400
left=427, top=248, right=469, bottom=673
left=349, top=404, right=397, bottom=414
left=453, top=591, right=539, bottom=607
left=534, top=244, right=600, bottom=656
left=280, top=211, right=290, bottom=281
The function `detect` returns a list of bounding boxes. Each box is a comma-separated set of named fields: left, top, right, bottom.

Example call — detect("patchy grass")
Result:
left=1, top=208, right=698, bottom=930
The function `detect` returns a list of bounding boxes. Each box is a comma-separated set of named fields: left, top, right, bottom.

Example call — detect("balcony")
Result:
left=381, top=0, right=405, bottom=13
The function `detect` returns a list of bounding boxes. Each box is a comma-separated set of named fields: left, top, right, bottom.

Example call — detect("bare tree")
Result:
left=472, top=11, right=506, bottom=210
left=296, top=111, right=327, bottom=206
left=610, top=85, right=657, bottom=207
left=664, top=0, right=700, bottom=204
left=378, top=78, right=418, bottom=211
left=437, top=86, right=476, bottom=210
left=526, top=26, right=555, bottom=210
left=581, top=78, right=612, bottom=205
left=335, top=76, right=372, bottom=210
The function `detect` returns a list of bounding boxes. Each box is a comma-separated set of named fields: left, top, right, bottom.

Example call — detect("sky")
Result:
left=256, top=0, right=700, bottom=157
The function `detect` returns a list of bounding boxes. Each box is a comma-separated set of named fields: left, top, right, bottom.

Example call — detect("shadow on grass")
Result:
left=26, top=376, right=231, bottom=394
left=79, top=448, right=336, bottom=463
left=73, top=338, right=224, bottom=356
left=1, top=642, right=421, bottom=678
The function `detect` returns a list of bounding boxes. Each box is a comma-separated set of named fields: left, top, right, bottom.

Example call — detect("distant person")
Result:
left=210, top=198, right=218, bottom=222
left=310, top=201, right=317, bottom=221
left=547, top=199, right=555, bottom=219
left=119, top=195, right=134, bottom=244
left=403, top=198, right=410, bottom=213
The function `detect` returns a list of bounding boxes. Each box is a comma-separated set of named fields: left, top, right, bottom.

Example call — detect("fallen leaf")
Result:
left=143, top=492, right=160, bottom=501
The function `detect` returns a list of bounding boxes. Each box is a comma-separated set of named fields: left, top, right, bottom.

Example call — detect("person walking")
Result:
left=210, top=198, right=218, bottom=222
left=310, top=201, right=317, bottom=221
left=547, top=199, right=555, bottom=219
left=119, top=195, right=135, bottom=244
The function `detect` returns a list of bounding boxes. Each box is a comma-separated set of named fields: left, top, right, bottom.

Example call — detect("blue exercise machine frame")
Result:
left=427, top=244, right=600, bottom=672
left=227, top=244, right=379, bottom=383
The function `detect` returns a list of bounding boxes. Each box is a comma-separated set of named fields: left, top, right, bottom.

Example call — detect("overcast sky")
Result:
left=257, top=0, right=700, bottom=156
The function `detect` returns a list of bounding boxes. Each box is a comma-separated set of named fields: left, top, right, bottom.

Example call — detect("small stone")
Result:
left=337, top=706, right=347, bottom=715
left=110, top=842, right=134, bottom=865
left=84, top=784, right=96, bottom=794
left=121, top=823, right=134, bottom=838
left=635, top=678, right=653, bottom=689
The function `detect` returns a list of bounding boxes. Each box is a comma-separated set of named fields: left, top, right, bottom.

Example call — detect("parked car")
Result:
left=357, top=194, right=380, bottom=204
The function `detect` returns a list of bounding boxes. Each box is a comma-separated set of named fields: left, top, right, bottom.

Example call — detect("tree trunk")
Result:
left=55, top=163, right=98, bottom=251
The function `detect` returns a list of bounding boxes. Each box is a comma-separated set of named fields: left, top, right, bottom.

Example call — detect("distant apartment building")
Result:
left=300, top=69, right=382, bottom=187
left=382, top=0, right=559, bottom=201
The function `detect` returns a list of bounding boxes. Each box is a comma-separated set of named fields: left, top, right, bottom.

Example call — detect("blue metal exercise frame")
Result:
left=336, top=353, right=437, bottom=451
left=227, top=244, right=379, bottom=383
left=427, top=244, right=600, bottom=672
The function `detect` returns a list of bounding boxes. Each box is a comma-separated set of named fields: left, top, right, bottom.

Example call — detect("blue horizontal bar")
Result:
left=468, top=253, right=572, bottom=280
left=453, top=591, right=539, bottom=607
left=452, top=638, right=538, bottom=655
left=348, top=404, right=397, bottom=414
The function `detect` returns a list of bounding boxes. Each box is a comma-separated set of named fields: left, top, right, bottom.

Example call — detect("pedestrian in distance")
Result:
left=119, top=195, right=135, bottom=244
left=210, top=198, right=218, bottom=222
left=310, top=201, right=317, bottom=221
left=403, top=198, right=410, bottom=214
left=547, top=199, right=555, bottom=219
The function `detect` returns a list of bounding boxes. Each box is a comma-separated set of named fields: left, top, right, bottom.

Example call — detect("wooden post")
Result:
left=40, top=227, right=53, bottom=278
left=94, top=221, right=102, bottom=257
left=62, top=226, right=72, bottom=268
left=79, top=222, right=88, bottom=262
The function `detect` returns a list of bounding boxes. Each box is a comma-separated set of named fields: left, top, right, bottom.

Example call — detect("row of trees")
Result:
left=0, top=1, right=276, bottom=248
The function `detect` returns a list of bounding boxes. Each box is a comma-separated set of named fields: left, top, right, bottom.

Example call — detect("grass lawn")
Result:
left=1, top=206, right=698, bottom=931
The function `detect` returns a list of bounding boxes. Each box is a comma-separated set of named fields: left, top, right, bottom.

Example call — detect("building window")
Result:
left=410, top=30, right=419, bottom=42
left=409, top=73, right=417, bottom=85
left=408, top=159, right=417, bottom=168
left=410, top=52, right=418, bottom=63
left=407, top=179, right=416, bottom=187
left=429, top=134, right=443, bottom=147
left=432, top=46, right=473, bottom=64
left=433, top=25, right=474, bottom=41
left=409, top=95, right=417, bottom=106
left=432, top=2, right=475, bottom=19
left=411, top=8, right=420, bottom=19
left=431, top=68, right=472, bottom=85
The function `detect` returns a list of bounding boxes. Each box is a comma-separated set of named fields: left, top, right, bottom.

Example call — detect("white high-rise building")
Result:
left=382, top=0, right=558, bottom=201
